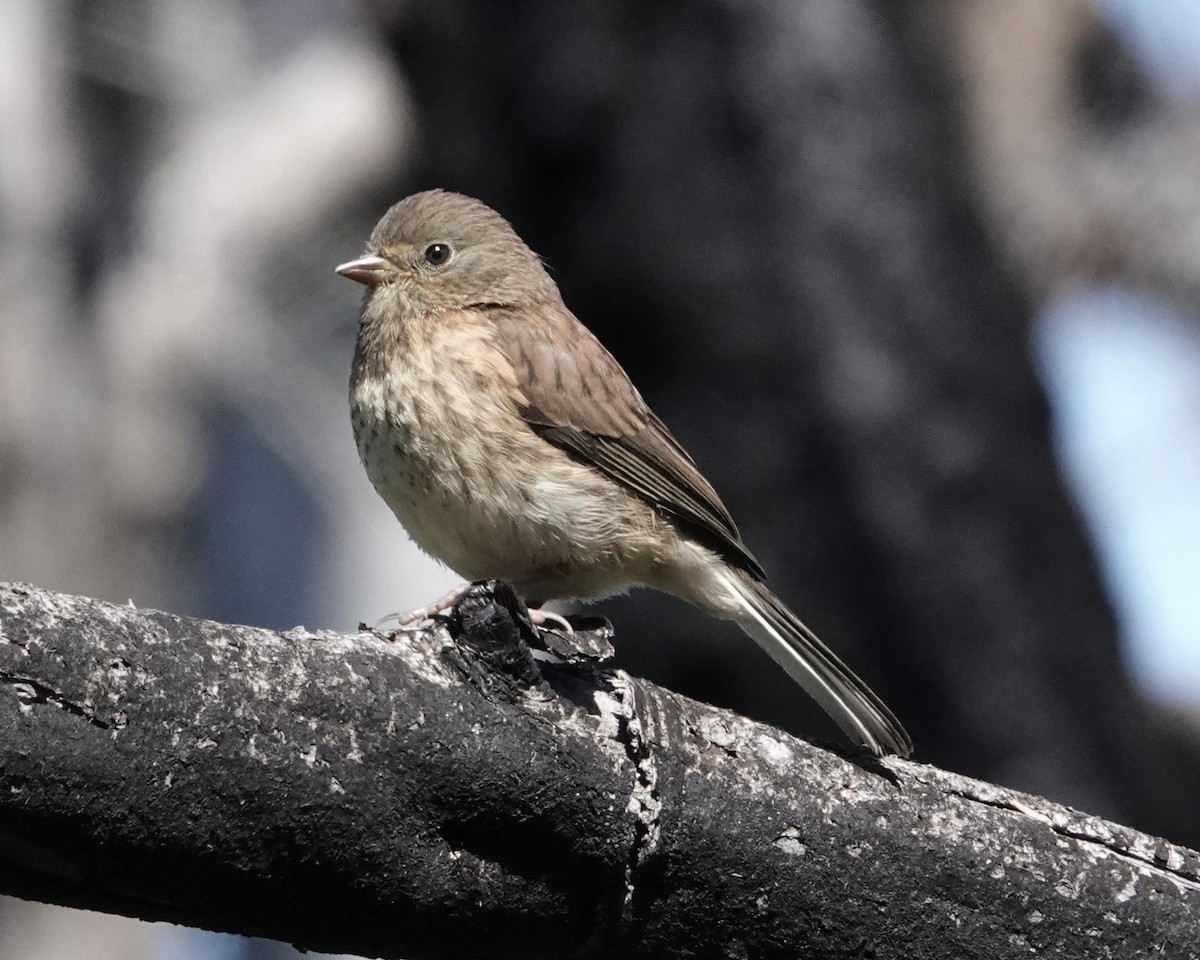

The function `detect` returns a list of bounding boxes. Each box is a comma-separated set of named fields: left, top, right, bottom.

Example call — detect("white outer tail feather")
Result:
left=717, top=569, right=912, bottom=757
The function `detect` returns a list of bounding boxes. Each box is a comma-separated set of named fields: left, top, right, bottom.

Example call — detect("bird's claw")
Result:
left=527, top=607, right=574, bottom=634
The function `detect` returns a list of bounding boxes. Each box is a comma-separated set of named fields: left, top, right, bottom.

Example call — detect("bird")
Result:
left=336, top=189, right=912, bottom=757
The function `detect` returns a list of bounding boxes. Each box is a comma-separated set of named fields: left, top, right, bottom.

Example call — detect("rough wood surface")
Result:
left=1, top=580, right=1198, bottom=959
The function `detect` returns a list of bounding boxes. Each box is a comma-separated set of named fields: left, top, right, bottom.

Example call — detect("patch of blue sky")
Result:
left=1034, top=286, right=1200, bottom=704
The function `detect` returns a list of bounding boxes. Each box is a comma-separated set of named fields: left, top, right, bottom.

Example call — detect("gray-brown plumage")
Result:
left=338, top=189, right=912, bottom=757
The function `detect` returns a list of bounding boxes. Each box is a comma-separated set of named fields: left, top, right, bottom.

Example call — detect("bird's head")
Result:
left=336, top=189, right=558, bottom=314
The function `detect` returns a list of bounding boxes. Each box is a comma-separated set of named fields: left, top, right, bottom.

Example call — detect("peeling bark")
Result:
left=0, top=581, right=1197, bottom=959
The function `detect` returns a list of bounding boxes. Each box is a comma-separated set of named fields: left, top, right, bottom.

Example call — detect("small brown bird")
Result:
left=337, top=189, right=911, bottom=757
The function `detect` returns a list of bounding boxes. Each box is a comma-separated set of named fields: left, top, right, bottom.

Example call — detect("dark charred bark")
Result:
left=1, top=581, right=1198, bottom=959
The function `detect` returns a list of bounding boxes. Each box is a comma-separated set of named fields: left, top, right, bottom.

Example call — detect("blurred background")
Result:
left=2, top=0, right=1199, bottom=957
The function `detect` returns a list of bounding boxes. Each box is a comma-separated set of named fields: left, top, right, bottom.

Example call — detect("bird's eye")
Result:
left=423, top=243, right=452, bottom=266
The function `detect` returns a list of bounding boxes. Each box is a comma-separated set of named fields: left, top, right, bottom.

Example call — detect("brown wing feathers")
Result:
left=496, top=307, right=766, bottom=580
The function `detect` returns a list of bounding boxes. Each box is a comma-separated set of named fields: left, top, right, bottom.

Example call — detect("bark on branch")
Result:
left=0, top=581, right=1197, bottom=959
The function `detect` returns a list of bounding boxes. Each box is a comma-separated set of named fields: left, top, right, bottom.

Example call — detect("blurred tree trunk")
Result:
left=378, top=0, right=1200, bottom=847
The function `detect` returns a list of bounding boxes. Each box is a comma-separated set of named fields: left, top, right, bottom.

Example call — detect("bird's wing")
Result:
left=492, top=303, right=765, bottom=579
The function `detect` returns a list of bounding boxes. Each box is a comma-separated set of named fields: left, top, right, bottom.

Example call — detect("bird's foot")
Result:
left=374, top=582, right=477, bottom=630
left=372, top=582, right=571, bottom=636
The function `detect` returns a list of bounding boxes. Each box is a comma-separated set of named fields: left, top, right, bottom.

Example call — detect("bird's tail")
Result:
left=718, top=568, right=912, bottom=757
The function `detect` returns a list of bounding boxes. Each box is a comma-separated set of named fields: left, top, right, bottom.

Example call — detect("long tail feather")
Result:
left=719, top=569, right=912, bottom=757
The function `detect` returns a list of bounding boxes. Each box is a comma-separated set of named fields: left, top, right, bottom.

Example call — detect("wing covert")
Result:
left=493, top=304, right=765, bottom=579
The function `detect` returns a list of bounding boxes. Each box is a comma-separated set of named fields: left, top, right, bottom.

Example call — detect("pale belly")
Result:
left=350, top=369, right=682, bottom=603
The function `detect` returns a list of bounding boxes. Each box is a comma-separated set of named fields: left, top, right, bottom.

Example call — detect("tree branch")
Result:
left=0, top=581, right=1197, bottom=959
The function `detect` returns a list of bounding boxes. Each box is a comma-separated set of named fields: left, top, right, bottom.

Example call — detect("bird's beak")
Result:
left=335, top=255, right=396, bottom=287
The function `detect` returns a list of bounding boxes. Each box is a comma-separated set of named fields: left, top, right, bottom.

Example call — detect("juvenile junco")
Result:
left=338, top=189, right=911, bottom=757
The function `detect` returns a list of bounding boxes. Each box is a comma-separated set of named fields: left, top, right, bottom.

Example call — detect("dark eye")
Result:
left=423, top=243, right=452, bottom=266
